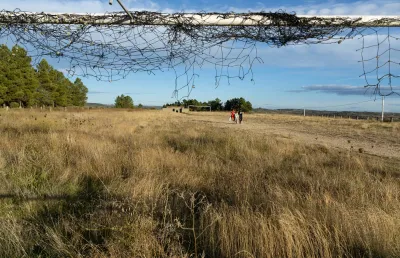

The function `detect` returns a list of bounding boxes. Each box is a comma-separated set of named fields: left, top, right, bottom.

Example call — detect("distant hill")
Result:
left=85, top=103, right=113, bottom=107
left=143, top=105, right=162, bottom=110
left=253, top=108, right=400, bottom=120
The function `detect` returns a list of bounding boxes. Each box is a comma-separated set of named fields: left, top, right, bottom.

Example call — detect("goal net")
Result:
left=0, top=9, right=399, bottom=99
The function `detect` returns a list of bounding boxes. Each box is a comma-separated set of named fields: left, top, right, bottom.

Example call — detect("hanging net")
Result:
left=0, top=9, right=400, bottom=99
left=357, top=27, right=400, bottom=97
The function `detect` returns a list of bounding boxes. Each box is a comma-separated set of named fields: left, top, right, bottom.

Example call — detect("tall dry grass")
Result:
left=0, top=109, right=399, bottom=257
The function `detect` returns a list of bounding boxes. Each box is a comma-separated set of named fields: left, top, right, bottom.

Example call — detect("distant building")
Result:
left=162, top=106, right=189, bottom=113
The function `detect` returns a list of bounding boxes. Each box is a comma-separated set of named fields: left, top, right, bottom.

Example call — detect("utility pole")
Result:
left=303, top=108, right=305, bottom=117
left=381, top=96, right=385, bottom=122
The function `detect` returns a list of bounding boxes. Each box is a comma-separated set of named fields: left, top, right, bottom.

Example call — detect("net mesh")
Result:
left=0, top=9, right=399, bottom=99
left=357, top=27, right=400, bottom=97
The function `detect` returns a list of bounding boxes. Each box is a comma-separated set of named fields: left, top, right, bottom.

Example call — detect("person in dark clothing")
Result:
left=239, top=110, right=243, bottom=124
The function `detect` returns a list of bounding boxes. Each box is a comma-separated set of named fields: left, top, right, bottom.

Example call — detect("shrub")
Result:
left=10, top=102, right=20, bottom=108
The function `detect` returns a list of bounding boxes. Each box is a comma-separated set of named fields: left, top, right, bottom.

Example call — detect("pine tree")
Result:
left=70, top=78, right=88, bottom=106
left=0, top=45, right=11, bottom=106
left=49, top=69, right=70, bottom=107
left=12, top=46, right=39, bottom=107
left=0, top=45, right=39, bottom=107
left=36, top=59, right=56, bottom=107
left=0, top=45, right=88, bottom=108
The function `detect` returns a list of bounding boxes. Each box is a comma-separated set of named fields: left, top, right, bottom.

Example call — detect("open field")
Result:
left=189, top=112, right=400, bottom=159
left=0, top=109, right=400, bottom=257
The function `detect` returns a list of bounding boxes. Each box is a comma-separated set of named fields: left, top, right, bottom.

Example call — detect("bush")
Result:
left=10, top=102, right=20, bottom=108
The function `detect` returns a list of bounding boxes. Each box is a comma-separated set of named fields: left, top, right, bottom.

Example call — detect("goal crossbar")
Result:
left=1, top=11, right=400, bottom=27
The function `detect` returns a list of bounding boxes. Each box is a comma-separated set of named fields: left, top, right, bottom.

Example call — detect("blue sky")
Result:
left=1, top=0, right=400, bottom=112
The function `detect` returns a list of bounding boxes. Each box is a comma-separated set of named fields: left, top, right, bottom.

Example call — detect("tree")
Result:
left=70, top=78, right=88, bottom=106
left=182, top=99, right=200, bottom=108
left=12, top=46, right=39, bottom=107
left=138, top=103, right=143, bottom=108
left=224, top=97, right=253, bottom=112
left=0, top=45, right=9, bottom=106
left=49, top=69, right=70, bottom=107
left=243, top=100, right=253, bottom=112
left=36, top=59, right=55, bottom=107
left=0, top=45, right=39, bottom=107
left=0, top=85, right=6, bottom=106
left=0, top=45, right=88, bottom=108
left=208, top=98, right=223, bottom=111
left=115, top=94, right=134, bottom=108
left=165, top=100, right=182, bottom=107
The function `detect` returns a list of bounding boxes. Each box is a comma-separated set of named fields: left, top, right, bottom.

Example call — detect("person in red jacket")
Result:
left=230, top=110, right=235, bottom=122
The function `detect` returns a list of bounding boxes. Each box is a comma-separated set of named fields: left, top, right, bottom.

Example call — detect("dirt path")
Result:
left=185, top=113, right=400, bottom=159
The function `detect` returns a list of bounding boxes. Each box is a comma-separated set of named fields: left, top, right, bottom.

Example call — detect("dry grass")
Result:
left=0, top=109, right=399, bottom=257
left=251, top=113, right=400, bottom=142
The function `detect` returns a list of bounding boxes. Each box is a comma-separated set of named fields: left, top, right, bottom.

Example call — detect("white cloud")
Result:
left=1, top=0, right=399, bottom=15
left=292, top=0, right=400, bottom=15
left=289, top=84, right=400, bottom=96
left=1, top=0, right=106, bottom=13
left=223, top=0, right=400, bottom=16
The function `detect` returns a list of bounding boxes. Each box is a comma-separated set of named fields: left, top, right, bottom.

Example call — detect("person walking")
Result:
left=235, top=110, right=239, bottom=124
left=230, top=109, right=235, bottom=122
left=239, top=110, right=243, bottom=124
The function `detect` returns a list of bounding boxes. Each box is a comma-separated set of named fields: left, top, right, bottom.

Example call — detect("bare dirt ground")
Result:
left=184, top=112, right=400, bottom=159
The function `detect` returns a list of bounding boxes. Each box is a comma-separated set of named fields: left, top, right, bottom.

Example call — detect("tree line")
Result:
left=0, top=45, right=88, bottom=108
left=163, top=97, right=253, bottom=112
